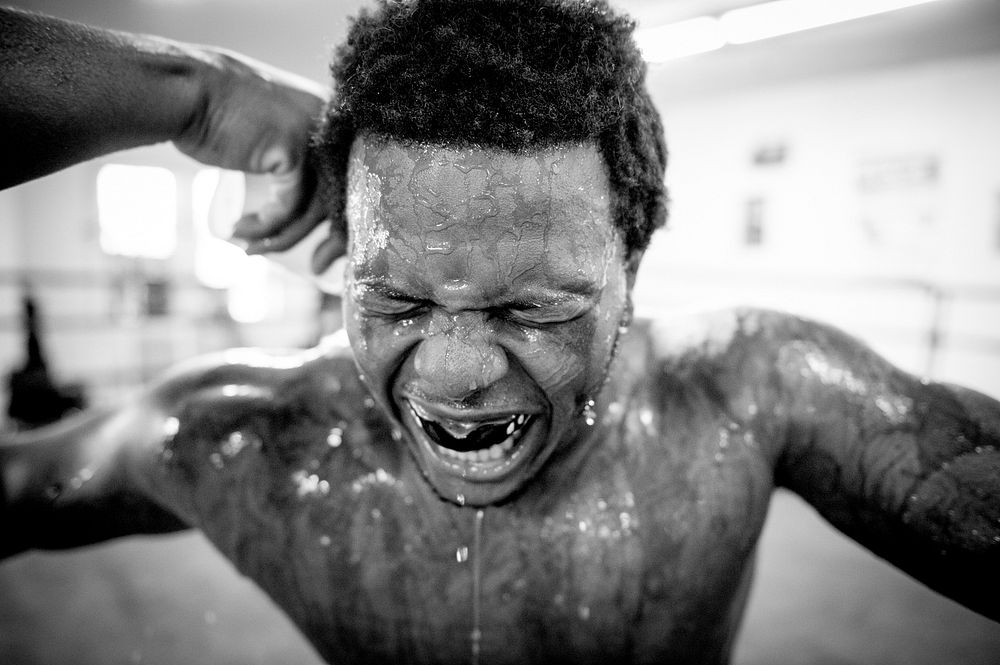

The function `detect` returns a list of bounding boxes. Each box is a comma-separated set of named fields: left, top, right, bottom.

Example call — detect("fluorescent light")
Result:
left=634, top=16, right=725, bottom=63
left=637, top=0, right=948, bottom=63
left=720, top=0, right=945, bottom=45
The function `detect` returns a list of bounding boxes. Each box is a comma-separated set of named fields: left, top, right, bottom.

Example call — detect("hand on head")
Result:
left=171, top=48, right=345, bottom=274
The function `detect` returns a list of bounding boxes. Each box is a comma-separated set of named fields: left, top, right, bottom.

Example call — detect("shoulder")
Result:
left=634, top=307, right=889, bottom=452
left=642, top=306, right=832, bottom=366
left=642, top=306, right=876, bottom=369
left=149, top=330, right=359, bottom=408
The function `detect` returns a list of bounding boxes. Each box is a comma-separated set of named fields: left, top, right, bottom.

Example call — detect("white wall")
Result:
left=637, top=52, right=1000, bottom=396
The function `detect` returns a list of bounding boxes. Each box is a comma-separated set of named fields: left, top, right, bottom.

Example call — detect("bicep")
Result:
left=769, top=320, right=1000, bottom=618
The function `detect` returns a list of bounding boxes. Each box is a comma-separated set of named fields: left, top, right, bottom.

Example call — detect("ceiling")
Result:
left=8, top=0, right=1000, bottom=100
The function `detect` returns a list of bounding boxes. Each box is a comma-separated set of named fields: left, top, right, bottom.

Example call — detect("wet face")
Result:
left=344, top=135, right=630, bottom=506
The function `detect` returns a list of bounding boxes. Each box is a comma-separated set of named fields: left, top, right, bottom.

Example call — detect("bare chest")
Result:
left=183, top=418, right=773, bottom=665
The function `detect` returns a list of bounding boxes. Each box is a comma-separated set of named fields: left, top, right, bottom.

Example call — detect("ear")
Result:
left=624, top=250, right=644, bottom=291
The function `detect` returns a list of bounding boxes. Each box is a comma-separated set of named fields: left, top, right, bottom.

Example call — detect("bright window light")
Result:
left=192, top=168, right=251, bottom=289
left=97, top=164, right=177, bottom=259
left=634, top=16, right=725, bottom=63
left=720, top=0, right=945, bottom=45
left=227, top=256, right=282, bottom=323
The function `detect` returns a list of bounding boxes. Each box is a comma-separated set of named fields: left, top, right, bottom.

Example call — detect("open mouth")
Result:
left=405, top=399, right=536, bottom=471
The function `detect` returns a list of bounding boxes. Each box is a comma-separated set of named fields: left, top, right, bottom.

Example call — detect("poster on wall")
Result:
left=856, top=153, right=940, bottom=274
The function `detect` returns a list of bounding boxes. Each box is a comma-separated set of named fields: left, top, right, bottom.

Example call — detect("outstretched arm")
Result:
left=748, top=311, right=1000, bottom=621
left=0, top=406, right=189, bottom=560
left=0, top=6, right=329, bottom=249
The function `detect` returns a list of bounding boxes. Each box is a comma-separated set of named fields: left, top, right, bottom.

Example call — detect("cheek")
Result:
left=343, top=300, right=409, bottom=383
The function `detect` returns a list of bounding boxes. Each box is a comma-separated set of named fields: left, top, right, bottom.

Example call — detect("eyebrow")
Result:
left=351, top=280, right=424, bottom=301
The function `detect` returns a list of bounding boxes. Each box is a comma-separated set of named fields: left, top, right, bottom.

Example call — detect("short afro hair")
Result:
left=315, top=0, right=668, bottom=260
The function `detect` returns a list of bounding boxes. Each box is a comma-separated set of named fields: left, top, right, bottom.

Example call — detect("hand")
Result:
left=173, top=48, right=344, bottom=272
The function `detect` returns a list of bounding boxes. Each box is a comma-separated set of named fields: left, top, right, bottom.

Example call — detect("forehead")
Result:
left=345, top=135, right=619, bottom=287
left=347, top=135, right=617, bottom=270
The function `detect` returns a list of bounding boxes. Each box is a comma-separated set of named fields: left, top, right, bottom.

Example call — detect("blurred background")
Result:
left=1, top=0, right=999, bottom=663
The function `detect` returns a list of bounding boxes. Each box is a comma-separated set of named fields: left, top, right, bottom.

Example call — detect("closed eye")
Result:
left=504, top=300, right=590, bottom=326
left=357, top=297, right=427, bottom=317
left=352, top=283, right=428, bottom=317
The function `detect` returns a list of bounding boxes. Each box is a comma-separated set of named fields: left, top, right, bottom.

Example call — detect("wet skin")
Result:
left=2, top=141, right=999, bottom=664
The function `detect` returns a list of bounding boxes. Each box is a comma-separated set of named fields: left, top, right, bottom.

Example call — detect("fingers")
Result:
left=230, top=166, right=307, bottom=240
left=239, top=200, right=327, bottom=255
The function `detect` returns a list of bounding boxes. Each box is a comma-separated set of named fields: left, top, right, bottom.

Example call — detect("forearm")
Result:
left=0, top=7, right=208, bottom=188
left=1, top=410, right=188, bottom=559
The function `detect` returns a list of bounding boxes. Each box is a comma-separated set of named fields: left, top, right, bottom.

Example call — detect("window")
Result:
left=96, top=164, right=177, bottom=259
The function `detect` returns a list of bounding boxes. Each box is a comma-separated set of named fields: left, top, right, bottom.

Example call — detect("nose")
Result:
left=412, top=312, right=508, bottom=401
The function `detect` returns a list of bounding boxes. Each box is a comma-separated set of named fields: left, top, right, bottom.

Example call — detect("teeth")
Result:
left=434, top=435, right=516, bottom=463
left=408, top=402, right=533, bottom=464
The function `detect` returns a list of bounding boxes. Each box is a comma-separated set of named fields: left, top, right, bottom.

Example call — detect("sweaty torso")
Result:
left=148, top=316, right=778, bottom=665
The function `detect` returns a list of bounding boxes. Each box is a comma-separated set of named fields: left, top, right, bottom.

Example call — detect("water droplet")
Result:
left=44, top=483, right=63, bottom=500
left=209, top=452, right=224, bottom=470
left=456, top=494, right=466, bottom=506
left=714, top=452, right=724, bottom=463
left=578, top=605, right=590, bottom=620
left=371, top=508, right=382, bottom=520
left=582, top=398, right=597, bottom=426
left=553, top=593, right=565, bottom=607
left=327, top=427, right=344, bottom=447
left=319, top=535, right=332, bottom=547
left=391, top=428, right=402, bottom=441
left=470, top=628, right=482, bottom=662
left=363, top=397, right=375, bottom=409
left=163, top=416, right=180, bottom=438
left=578, top=520, right=588, bottom=532
left=456, top=546, right=469, bottom=562
left=221, top=431, right=252, bottom=457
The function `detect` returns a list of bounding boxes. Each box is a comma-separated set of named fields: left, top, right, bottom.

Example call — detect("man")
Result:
left=2, top=1, right=998, bottom=664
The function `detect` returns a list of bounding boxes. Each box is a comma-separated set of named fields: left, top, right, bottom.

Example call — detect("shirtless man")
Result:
left=2, top=1, right=998, bottom=663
